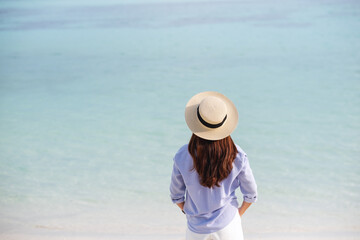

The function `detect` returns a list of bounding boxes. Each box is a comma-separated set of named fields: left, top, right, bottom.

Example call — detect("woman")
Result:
left=170, top=91, right=257, bottom=240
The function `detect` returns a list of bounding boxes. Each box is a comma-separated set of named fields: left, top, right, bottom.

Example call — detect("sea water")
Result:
left=0, top=0, right=359, bottom=239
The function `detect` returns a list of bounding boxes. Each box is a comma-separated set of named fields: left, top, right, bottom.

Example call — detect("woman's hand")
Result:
left=177, top=202, right=185, bottom=211
left=238, top=201, right=252, bottom=217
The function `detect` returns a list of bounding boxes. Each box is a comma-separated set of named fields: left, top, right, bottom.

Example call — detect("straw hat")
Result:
left=185, top=91, right=238, bottom=140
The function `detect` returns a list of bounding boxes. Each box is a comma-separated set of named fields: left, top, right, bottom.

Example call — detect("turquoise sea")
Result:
left=0, top=0, right=359, bottom=239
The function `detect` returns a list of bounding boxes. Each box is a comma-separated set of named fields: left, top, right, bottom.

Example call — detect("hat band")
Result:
left=197, top=106, right=227, bottom=129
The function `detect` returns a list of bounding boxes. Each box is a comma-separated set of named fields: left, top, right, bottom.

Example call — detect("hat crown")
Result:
left=198, top=96, right=227, bottom=124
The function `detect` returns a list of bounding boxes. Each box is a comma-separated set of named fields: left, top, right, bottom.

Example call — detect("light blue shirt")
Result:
left=170, top=144, right=257, bottom=234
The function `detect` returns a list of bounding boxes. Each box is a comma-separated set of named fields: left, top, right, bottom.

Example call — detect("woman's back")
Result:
left=171, top=142, right=257, bottom=234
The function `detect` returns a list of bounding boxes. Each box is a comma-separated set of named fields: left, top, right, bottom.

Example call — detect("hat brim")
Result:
left=185, top=91, right=238, bottom=141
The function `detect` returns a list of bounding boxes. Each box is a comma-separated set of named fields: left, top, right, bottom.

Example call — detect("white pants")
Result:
left=186, top=213, right=243, bottom=240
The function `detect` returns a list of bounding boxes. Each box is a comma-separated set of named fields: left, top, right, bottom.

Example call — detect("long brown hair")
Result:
left=188, top=134, right=238, bottom=188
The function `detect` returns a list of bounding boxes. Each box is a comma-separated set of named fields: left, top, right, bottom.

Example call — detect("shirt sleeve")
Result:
left=169, top=160, right=186, bottom=204
left=237, top=154, right=258, bottom=203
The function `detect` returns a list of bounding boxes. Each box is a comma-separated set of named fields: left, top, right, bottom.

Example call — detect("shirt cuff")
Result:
left=171, top=196, right=185, bottom=204
left=244, top=195, right=257, bottom=203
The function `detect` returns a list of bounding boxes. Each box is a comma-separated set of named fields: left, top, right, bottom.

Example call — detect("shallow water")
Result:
left=0, top=0, right=359, bottom=238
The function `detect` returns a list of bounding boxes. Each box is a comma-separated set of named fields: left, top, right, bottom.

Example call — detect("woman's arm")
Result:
left=170, top=162, right=186, bottom=204
left=238, top=201, right=252, bottom=217
left=237, top=153, right=258, bottom=206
